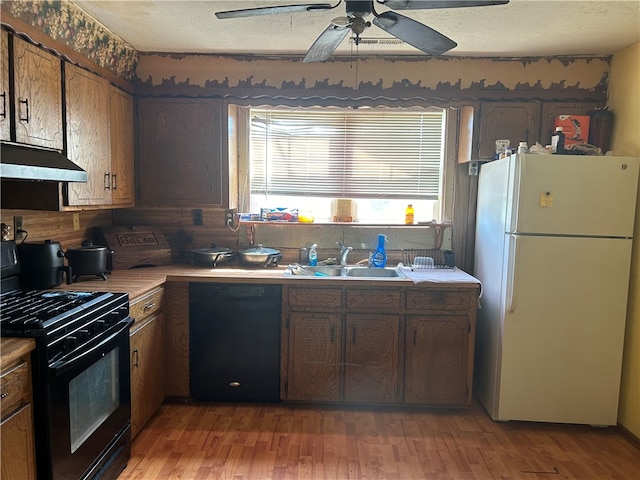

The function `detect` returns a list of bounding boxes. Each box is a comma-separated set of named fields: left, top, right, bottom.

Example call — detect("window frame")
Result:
left=232, top=104, right=458, bottom=225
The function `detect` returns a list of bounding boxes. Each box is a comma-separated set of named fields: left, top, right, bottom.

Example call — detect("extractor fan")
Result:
left=215, top=0, right=509, bottom=62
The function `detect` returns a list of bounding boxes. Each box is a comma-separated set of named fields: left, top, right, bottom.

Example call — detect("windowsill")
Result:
left=237, top=221, right=453, bottom=251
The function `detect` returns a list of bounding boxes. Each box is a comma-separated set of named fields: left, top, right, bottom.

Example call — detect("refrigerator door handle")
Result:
left=507, top=234, right=518, bottom=313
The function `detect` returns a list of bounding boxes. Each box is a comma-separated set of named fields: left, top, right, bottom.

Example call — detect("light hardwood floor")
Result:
left=119, top=399, right=639, bottom=480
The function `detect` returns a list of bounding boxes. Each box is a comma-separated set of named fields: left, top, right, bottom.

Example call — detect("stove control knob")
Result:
left=77, top=329, right=90, bottom=342
left=63, top=336, right=78, bottom=352
left=91, top=320, right=106, bottom=333
left=108, top=311, right=122, bottom=324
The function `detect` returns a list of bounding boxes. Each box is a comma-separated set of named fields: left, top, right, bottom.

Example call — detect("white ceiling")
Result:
left=70, top=0, right=640, bottom=58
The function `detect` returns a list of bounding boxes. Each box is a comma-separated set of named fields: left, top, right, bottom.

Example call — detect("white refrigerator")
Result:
left=473, top=153, right=639, bottom=425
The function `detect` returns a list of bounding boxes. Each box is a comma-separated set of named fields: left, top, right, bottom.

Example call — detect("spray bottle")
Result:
left=371, top=234, right=387, bottom=268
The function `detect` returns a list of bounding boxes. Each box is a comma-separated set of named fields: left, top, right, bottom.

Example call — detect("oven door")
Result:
left=45, top=318, right=133, bottom=480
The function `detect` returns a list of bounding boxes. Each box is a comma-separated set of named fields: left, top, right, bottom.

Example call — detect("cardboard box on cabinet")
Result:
left=554, top=115, right=590, bottom=146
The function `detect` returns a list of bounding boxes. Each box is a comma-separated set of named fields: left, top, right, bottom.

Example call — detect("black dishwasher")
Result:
left=189, top=283, right=282, bottom=402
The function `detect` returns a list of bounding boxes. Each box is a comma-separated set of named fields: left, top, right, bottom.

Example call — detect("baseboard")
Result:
left=617, top=423, right=640, bottom=449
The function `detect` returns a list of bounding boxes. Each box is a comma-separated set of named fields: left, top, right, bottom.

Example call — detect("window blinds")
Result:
left=250, top=107, right=445, bottom=199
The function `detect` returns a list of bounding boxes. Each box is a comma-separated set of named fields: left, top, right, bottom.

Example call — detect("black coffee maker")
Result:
left=17, top=239, right=72, bottom=289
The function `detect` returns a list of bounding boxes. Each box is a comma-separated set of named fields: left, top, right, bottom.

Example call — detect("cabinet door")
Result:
left=13, top=37, right=63, bottom=149
left=287, top=312, right=342, bottom=401
left=137, top=98, right=223, bottom=206
left=109, top=86, right=135, bottom=206
left=405, top=315, right=470, bottom=405
left=65, top=64, right=111, bottom=206
left=130, top=313, right=165, bottom=439
left=475, top=102, right=539, bottom=159
left=1, top=31, right=9, bottom=141
left=1, top=403, right=36, bottom=480
left=539, top=101, right=602, bottom=146
left=344, top=314, right=400, bottom=403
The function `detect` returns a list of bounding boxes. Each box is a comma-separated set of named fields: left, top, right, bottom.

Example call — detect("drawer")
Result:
left=130, top=287, right=164, bottom=323
left=346, top=289, right=402, bottom=310
left=288, top=287, right=342, bottom=308
left=1, top=360, right=30, bottom=419
left=406, top=290, right=471, bottom=311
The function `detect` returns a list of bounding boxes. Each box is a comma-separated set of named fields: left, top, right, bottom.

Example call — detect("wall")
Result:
left=608, top=42, right=640, bottom=439
left=0, top=209, right=112, bottom=248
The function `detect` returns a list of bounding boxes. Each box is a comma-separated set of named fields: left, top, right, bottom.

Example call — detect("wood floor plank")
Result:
left=119, top=400, right=640, bottom=480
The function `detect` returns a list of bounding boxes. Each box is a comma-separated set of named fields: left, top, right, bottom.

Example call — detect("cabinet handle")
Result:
left=0, top=392, right=7, bottom=399
left=330, top=325, right=335, bottom=343
left=0, top=92, right=6, bottom=118
left=104, top=173, right=111, bottom=190
left=132, top=349, right=139, bottom=367
left=143, top=302, right=156, bottom=311
left=18, top=98, right=29, bottom=122
left=111, top=174, right=118, bottom=190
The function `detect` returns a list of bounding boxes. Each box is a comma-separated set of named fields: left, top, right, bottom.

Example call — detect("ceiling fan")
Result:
left=215, top=0, right=510, bottom=63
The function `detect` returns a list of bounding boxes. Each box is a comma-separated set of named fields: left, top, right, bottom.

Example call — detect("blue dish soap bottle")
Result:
left=371, top=234, right=387, bottom=268
left=309, top=244, right=318, bottom=266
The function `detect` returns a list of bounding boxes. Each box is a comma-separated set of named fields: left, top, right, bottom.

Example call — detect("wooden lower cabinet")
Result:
left=404, top=315, right=471, bottom=405
left=1, top=340, right=36, bottom=480
left=286, top=312, right=342, bottom=401
left=129, top=287, right=165, bottom=439
left=344, top=314, right=400, bottom=403
left=283, top=284, right=478, bottom=407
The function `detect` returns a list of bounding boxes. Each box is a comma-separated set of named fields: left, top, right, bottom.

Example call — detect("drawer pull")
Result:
left=229, top=381, right=240, bottom=387
left=143, top=302, right=156, bottom=311
left=1, top=392, right=7, bottom=399
left=132, top=349, right=139, bottom=367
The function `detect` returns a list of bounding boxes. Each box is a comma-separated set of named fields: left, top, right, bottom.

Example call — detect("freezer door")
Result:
left=497, top=234, right=632, bottom=425
left=508, top=155, right=639, bottom=237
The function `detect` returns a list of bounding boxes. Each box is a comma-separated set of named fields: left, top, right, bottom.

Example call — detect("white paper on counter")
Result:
left=398, top=266, right=483, bottom=296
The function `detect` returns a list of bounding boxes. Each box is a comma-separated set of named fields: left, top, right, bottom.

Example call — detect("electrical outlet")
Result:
left=192, top=209, right=203, bottom=226
left=13, top=216, right=23, bottom=236
left=469, top=161, right=479, bottom=176
left=73, top=213, right=80, bottom=231
left=224, top=208, right=237, bottom=226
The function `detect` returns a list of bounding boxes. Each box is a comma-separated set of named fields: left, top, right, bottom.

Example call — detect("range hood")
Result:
left=1, top=142, right=87, bottom=182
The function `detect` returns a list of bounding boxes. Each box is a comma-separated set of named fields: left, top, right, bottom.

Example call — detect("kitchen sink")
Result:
left=287, top=265, right=344, bottom=276
left=286, top=264, right=404, bottom=279
left=344, top=267, right=402, bottom=278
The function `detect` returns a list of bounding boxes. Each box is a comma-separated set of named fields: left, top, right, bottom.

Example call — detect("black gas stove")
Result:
left=0, top=288, right=129, bottom=364
left=1, top=239, right=133, bottom=480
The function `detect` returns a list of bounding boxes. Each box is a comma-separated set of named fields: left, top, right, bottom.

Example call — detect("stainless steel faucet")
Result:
left=337, top=242, right=353, bottom=267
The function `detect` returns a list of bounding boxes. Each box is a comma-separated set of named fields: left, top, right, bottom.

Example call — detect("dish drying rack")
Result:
left=401, top=249, right=456, bottom=270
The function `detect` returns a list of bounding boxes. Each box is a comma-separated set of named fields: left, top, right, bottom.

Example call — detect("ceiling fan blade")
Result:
left=303, top=23, right=351, bottom=62
left=216, top=3, right=334, bottom=19
left=379, top=0, right=509, bottom=9
left=373, top=11, right=457, bottom=55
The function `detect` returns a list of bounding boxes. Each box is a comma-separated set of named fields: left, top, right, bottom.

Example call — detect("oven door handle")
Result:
left=50, top=318, right=133, bottom=376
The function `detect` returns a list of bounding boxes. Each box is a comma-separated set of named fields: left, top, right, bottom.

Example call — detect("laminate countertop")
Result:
left=51, top=264, right=481, bottom=301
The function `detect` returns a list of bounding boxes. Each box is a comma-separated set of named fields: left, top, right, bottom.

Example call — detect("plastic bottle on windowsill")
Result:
left=405, top=204, right=414, bottom=225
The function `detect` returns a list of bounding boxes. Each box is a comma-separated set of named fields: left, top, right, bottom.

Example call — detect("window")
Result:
left=246, top=106, right=448, bottom=224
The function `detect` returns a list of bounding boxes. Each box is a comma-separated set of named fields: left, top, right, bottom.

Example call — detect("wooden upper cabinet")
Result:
left=65, top=63, right=111, bottom=206
left=137, top=97, right=223, bottom=206
left=474, top=102, right=540, bottom=160
left=12, top=36, right=64, bottom=149
left=1, top=31, right=10, bottom=142
left=539, top=101, right=602, bottom=146
left=109, top=86, right=135, bottom=206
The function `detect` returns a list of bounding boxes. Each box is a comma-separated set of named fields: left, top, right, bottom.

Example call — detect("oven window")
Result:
left=68, top=347, right=120, bottom=453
